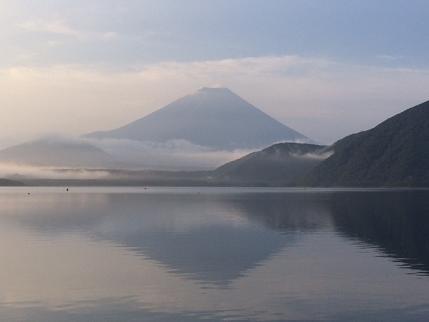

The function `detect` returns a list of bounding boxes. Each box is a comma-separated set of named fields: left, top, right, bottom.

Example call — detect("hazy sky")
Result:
left=1, top=0, right=428, bottom=146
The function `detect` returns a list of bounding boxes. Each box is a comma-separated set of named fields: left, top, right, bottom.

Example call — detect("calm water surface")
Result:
left=0, top=187, right=429, bottom=321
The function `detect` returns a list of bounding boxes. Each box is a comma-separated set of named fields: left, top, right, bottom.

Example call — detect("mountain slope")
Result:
left=87, top=87, right=310, bottom=150
left=305, top=100, right=429, bottom=186
left=214, top=143, right=327, bottom=186
left=0, top=139, right=115, bottom=168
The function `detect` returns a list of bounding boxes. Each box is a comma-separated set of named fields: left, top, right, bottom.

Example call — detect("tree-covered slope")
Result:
left=305, top=101, right=429, bottom=186
left=214, top=143, right=326, bottom=186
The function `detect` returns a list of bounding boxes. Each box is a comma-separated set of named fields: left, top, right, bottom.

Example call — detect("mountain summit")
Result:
left=87, top=87, right=310, bottom=150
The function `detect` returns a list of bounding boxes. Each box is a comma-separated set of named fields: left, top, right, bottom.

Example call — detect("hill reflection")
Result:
left=330, top=190, right=429, bottom=275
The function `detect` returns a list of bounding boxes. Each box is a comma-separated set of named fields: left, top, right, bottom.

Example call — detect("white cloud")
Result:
left=18, top=19, right=82, bottom=38
left=89, top=138, right=250, bottom=171
left=17, top=19, right=118, bottom=42
left=0, top=163, right=111, bottom=180
left=376, top=54, right=403, bottom=61
left=0, top=135, right=250, bottom=175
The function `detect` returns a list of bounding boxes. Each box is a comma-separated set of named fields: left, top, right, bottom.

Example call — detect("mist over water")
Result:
left=89, top=138, right=252, bottom=171
left=0, top=139, right=253, bottom=185
left=0, top=135, right=255, bottom=177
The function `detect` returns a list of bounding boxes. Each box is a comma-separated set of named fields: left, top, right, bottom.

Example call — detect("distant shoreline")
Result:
left=2, top=181, right=429, bottom=190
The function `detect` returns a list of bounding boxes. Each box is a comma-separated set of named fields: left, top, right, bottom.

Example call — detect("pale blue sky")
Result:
left=0, top=0, right=428, bottom=145
left=3, top=0, right=428, bottom=68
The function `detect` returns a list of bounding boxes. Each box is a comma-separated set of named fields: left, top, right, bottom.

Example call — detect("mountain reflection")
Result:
left=1, top=189, right=429, bottom=282
left=0, top=193, right=297, bottom=285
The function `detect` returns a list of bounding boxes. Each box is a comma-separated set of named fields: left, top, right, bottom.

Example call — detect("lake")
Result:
left=0, top=187, right=429, bottom=321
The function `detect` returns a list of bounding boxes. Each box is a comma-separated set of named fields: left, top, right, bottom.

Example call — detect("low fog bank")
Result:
left=0, top=136, right=253, bottom=181
left=0, top=136, right=333, bottom=185
left=0, top=163, right=112, bottom=180
left=291, top=151, right=333, bottom=161
left=88, top=138, right=251, bottom=171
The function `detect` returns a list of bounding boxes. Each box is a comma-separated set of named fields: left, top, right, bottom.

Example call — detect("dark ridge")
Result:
left=304, top=100, right=429, bottom=186
left=213, top=142, right=327, bottom=186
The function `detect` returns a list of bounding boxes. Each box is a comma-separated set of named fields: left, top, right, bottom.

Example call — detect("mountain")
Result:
left=213, top=143, right=327, bottom=186
left=305, top=100, right=429, bottom=186
left=87, top=87, right=311, bottom=150
left=0, top=138, right=115, bottom=168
